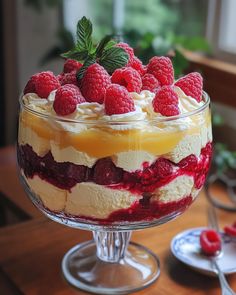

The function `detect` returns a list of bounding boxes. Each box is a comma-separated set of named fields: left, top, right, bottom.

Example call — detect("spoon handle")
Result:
left=212, top=259, right=236, bottom=295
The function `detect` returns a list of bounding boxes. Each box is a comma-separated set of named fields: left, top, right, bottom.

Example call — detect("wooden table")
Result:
left=0, top=146, right=236, bottom=295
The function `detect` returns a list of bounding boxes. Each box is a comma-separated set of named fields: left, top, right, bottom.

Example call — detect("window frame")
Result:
left=206, top=0, right=236, bottom=63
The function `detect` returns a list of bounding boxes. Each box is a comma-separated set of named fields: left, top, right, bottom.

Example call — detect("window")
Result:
left=207, top=0, right=236, bottom=63
left=219, top=0, right=236, bottom=53
left=63, top=0, right=207, bottom=41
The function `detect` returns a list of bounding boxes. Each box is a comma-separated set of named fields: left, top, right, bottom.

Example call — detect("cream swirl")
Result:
left=175, top=86, right=204, bottom=113
left=22, top=85, right=205, bottom=133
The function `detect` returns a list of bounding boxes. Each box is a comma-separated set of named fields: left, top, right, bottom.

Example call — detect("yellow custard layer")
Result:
left=19, top=110, right=211, bottom=158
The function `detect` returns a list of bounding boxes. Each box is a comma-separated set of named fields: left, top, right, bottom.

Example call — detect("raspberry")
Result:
left=128, top=56, right=146, bottom=76
left=35, top=71, right=60, bottom=98
left=141, top=73, right=160, bottom=92
left=63, top=59, right=82, bottom=73
left=154, top=158, right=173, bottom=178
left=200, top=229, right=221, bottom=255
left=175, top=72, right=203, bottom=102
left=116, top=42, right=134, bottom=63
left=105, top=84, right=135, bottom=115
left=224, top=222, right=236, bottom=237
left=53, top=84, right=85, bottom=116
left=153, top=86, right=180, bottom=116
left=81, top=63, right=111, bottom=103
left=23, top=73, right=39, bottom=95
left=111, top=67, right=142, bottom=93
left=179, top=155, right=198, bottom=172
left=147, top=56, right=174, bottom=86
left=93, top=158, right=123, bottom=185
left=58, top=71, right=78, bottom=86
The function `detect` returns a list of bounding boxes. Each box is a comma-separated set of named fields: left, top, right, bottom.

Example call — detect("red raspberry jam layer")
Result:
left=39, top=195, right=193, bottom=223
left=18, top=142, right=212, bottom=194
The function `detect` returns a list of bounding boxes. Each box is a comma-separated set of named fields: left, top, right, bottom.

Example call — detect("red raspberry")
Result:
left=35, top=71, right=60, bottom=98
left=93, top=158, right=123, bottom=185
left=81, top=63, right=111, bottom=104
left=23, top=73, right=39, bottom=95
left=154, top=158, right=173, bottom=178
left=58, top=71, right=78, bottom=86
left=128, top=56, right=146, bottom=76
left=175, top=72, right=203, bottom=102
left=53, top=84, right=85, bottom=116
left=179, top=155, right=198, bottom=172
left=200, top=229, right=221, bottom=255
left=147, top=56, right=174, bottom=86
left=116, top=42, right=134, bottom=63
left=141, top=73, right=160, bottom=92
left=224, top=222, right=236, bottom=237
left=105, top=84, right=135, bottom=115
left=153, top=86, right=180, bottom=116
left=111, top=67, right=142, bottom=93
left=63, top=59, right=82, bottom=73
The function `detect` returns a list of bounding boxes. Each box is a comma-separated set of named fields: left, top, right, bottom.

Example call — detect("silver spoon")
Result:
left=207, top=206, right=236, bottom=295
left=210, top=254, right=236, bottom=295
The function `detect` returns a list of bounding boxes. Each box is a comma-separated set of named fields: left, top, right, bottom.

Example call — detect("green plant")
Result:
left=214, top=143, right=236, bottom=173
left=24, top=0, right=62, bottom=11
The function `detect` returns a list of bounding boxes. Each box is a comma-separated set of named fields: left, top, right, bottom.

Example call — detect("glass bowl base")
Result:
left=62, top=240, right=160, bottom=294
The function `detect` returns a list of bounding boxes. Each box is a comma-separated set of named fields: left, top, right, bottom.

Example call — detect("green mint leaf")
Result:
left=95, top=35, right=112, bottom=58
left=99, top=47, right=128, bottom=74
left=76, top=55, right=96, bottom=80
left=61, top=48, right=88, bottom=61
left=76, top=16, right=93, bottom=53
left=104, top=40, right=117, bottom=50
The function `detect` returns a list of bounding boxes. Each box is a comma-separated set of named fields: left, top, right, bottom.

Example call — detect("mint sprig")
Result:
left=100, top=47, right=129, bottom=74
left=61, top=16, right=129, bottom=79
left=76, top=16, right=93, bottom=52
left=77, top=55, right=96, bottom=80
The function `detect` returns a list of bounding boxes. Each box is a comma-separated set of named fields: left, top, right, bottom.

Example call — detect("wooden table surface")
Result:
left=0, top=146, right=236, bottom=295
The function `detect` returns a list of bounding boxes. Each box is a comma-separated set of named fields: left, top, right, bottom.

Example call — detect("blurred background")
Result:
left=0, top=0, right=236, bottom=168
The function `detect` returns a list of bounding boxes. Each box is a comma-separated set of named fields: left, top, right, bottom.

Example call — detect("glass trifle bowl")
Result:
left=17, top=88, right=212, bottom=294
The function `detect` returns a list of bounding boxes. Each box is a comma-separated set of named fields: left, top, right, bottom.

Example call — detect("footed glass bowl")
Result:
left=17, top=93, right=212, bottom=294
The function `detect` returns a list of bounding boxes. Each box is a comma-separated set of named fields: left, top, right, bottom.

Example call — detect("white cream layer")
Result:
left=24, top=173, right=196, bottom=219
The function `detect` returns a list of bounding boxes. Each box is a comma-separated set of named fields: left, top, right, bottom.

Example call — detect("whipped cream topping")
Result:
left=22, top=87, right=206, bottom=133
left=175, top=86, right=204, bottom=113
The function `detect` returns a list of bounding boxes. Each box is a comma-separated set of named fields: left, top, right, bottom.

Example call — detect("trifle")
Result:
left=17, top=17, right=212, bottom=294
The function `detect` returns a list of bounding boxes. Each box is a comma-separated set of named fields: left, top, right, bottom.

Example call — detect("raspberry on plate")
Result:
left=224, top=221, right=236, bottom=237
left=175, top=72, right=203, bottom=102
left=141, top=73, right=160, bottom=92
left=53, top=84, right=85, bottom=116
left=81, top=63, right=111, bottom=104
left=58, top=71, right=78, bottom=86
left=111, top=67, right=142, bottom=93
left=128, top=56, right=146, bottom=76
left=147, top=56, right=174, bottom=86
left=23, top=73, right=39, bottom=95
left=153, top=86, right=180, bottom=116
left=35, top=71, right=60, bottom=98
left=116, top=42, right=134, bottom=63
left=63, top=59, right=83, bottom=73
left=105, top=84, right=135, bottom=115
left=200, top=229, right=221, bottom=255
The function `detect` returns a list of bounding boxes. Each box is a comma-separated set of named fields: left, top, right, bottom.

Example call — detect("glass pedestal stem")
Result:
left=93, top=231, right=131, bottom=262
left=62, top=230, right=160, bottom=294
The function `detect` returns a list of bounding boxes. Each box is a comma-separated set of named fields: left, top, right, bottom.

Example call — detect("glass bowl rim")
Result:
left=19, top=91, right=210, bottom=125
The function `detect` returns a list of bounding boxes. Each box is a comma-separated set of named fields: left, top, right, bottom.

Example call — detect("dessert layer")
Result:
left=19, top=122, right=212, bottom=171
left=19, top=90, right=211, bottom=160
left=24, top=173, right=194, bottom=221
left=18, top=142, right=212, bottom=195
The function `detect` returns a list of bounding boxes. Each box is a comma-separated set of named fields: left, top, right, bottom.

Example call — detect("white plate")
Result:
left=171, top=227, right=236, bottom=276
